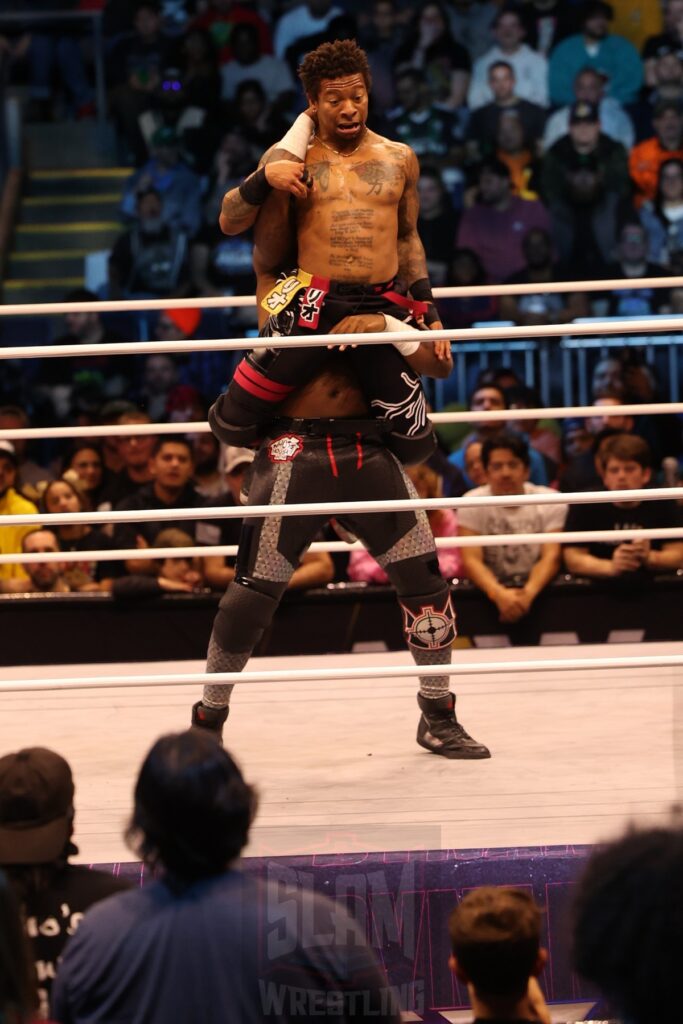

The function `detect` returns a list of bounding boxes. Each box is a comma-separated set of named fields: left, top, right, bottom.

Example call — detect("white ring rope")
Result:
left=3, top=527, right=683, bottom=566
left=3, top=316, right=683, bottom=361
left=1, top=654, right=681, bottom=694
left=2, top=487, right=681, bottom=529
left=1, top=402, right=681, bottom=443
left=0, top=276, right=681, bottom=317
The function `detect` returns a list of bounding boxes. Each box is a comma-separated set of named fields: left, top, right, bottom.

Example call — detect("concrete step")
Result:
left=4, top=277, right=84, bottom=303
left=24, top=121, right=119, bottom=170
left=8, top=250, right=89, bottom=279
left=25, top=167, right=132, bottom=198
left=20, top=194, right=122, bottom=224
left=13, top=221, right=121, bottom=252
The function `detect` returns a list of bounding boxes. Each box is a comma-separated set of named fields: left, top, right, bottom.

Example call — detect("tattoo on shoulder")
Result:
left=351, top=160, right=404, bottom=195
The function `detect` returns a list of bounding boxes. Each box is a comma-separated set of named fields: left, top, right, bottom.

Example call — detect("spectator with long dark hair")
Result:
left=38, top=475, right=121, bottom=589
left=0, top=868, right=39, bottom=1022
left=61, top=443, right=108, bottom=510
left=639, top=157, right=683, bottom=265
left=51, top=731, right=401, bottom=1024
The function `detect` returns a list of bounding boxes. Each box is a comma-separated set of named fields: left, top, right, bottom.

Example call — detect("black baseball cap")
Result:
left=0, top=748, right=75, bottom=864
left=654, top=98, right=683, bottom=118
left=570, top=100, right=599, bottom=124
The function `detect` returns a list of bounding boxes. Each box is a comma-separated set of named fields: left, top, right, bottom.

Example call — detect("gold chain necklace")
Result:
left=315, top=129, right=367, bottom=158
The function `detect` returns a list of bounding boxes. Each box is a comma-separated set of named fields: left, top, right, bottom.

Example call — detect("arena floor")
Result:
left=2, top=642, right=682, bottom=865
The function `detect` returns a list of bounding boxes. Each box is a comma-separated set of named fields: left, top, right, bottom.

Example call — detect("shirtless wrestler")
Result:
left=192, top=40, right=490, bottom=760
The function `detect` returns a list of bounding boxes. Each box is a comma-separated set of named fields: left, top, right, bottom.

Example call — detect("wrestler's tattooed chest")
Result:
left=328, top=208, right=376, bottom=273
left=305, top=158, right=405, bottom=198
left=350, top=159, right=404, bottom=196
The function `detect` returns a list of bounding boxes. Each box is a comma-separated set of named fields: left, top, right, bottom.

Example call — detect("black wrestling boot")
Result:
left=417, top=693, right=491, bottom=759
left=191, top=701, right=229, bottom=743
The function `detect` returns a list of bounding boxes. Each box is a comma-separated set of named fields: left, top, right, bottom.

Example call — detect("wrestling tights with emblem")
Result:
left=397, top=581, right=455, bottom=700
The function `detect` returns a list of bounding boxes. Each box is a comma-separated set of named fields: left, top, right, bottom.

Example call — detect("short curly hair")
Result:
left=573, top=820, right=683, bottom=1024
left=298, top=39, right=371, bottom=100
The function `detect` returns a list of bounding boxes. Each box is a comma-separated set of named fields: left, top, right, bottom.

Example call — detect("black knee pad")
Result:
left=399, top=584, right=456, bottom=653
left=213, top=578, right=283, bottom=653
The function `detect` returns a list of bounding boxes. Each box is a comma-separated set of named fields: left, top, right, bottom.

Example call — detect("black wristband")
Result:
left=423, top=302, right=440, bottom=326
left=238, top=166, right=272, bottom=206
left=410, top=278, right=439, bottom=325
left=409, top=277, right=434, bottom=303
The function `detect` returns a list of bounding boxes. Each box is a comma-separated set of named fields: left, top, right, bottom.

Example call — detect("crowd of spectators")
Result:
left=89, top=0, right=683, bottom=307
left=1, top=357, right=681, bottom=613
left=8, top=0, right=683, bottom=311
left=1, top=0, right=683, bottom=609
left=1, top=729, right=682, bottom=1022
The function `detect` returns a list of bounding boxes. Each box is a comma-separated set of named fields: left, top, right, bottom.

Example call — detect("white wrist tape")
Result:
left=382, top=314, right=420, bottom=355
left=277, top=113, right=315, bottom=160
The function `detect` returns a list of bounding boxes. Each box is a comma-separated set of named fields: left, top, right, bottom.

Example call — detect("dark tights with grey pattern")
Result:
left=204, top=433, right=455, bottom=708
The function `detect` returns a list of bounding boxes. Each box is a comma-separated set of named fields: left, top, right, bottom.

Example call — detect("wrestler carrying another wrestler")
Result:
left=192, top=40, right=490, bottom=760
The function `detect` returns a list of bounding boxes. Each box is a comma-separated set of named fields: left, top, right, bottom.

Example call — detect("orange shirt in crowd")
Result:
left=497, top=149, right=538, bottom=199
left=629, top=137, right=683, bottom=206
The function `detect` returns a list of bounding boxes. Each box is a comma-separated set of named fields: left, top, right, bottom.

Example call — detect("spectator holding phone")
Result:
left=564, top=434, right=683, bottom=578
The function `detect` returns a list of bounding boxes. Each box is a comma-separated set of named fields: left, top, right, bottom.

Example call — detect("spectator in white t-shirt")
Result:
left=458, top=432, right=567, bottom=623
left=468, top=7, right=549, bottom=110
left=220, top=23, right=295, bottom=103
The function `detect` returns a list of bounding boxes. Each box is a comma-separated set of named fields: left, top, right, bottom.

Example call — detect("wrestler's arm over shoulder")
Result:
left=219, top=145, right=309, bottom=236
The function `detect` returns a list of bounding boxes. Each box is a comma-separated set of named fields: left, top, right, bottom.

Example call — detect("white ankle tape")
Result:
left=383, top=314, right=420, bottom=355
left=277, top=113, right=315, bottom=159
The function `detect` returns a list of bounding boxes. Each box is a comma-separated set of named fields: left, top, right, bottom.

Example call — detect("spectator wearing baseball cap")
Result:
left=549, top=1, right=644, bottom=106
left=543, top=66, right=635, bottom=152
left=0, top=440, right=39, bottom=584
left=643, top=3, right=683, bottom=87
left=644, top=43, right=683, bottom=115
left=541, top=93, right=630, bottom=276
left=0, top=747, right=130, bottom=1017
left=630, top=98, right=683, bottom=206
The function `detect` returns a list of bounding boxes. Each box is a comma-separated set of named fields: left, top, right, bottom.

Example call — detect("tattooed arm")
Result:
left=219, top=150, right=308, bottom=236
left=397, top=149, right=429, bottom=290
left=219, top=111, right=315, bottom=236
left=397, top=147, right=452, bottom=377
